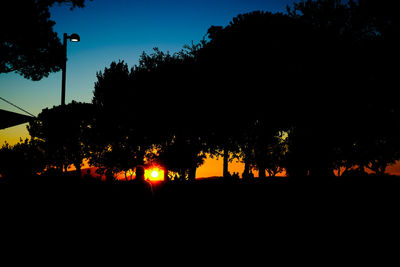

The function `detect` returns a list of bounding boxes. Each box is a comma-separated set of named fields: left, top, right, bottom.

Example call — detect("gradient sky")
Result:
left=1, top=0, right=298, bottom=177
left=0, top=0, right=298, bottom=140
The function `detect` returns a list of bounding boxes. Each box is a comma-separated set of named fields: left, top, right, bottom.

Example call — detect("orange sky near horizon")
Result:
left=0, top=123, right=29, bottom=145
left=0, top=123, right=245, bottom=178
left=2, top=123, right=400, bottom=178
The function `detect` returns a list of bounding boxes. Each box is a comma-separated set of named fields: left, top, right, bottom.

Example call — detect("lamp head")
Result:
left=69, top=33, right=80, bottom=42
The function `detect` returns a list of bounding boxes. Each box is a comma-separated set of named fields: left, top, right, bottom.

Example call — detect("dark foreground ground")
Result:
left=2, top=175, right=400, bottom=209
left=1, top=175, right=400, bottom=258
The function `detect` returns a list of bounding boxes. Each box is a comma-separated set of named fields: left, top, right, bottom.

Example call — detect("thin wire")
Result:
left=0, top=96, right=36, bottom=117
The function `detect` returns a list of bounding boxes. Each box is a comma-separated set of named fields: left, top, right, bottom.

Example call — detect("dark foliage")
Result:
left=87, top=1, right=400, bottom=180
left=4, top=0, right=400, bottom=186
left=0, top=139, right=45, bottom=180
left=27, top=101, right=95, bottom=174
left=0, top=0, right=90, bottom=80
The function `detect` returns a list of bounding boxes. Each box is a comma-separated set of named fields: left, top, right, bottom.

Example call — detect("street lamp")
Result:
left=61, top=33, right=80, bottom=106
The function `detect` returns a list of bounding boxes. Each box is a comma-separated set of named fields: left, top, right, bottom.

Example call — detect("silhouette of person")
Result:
left=133, top=166, right=154, bottom=199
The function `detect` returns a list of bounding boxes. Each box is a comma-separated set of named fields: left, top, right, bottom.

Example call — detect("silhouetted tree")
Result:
left=285, top=0, right=400, bottom=177
left=345, top=105, right=400, bottom=176
left=0, top=139, right=45, bottom=180
left=87, top=2, right=400, bottom=181
left=198, top=11, right=306, bottom=177
left=91, top=60, right=160, bottom=177
left=28, top=101, right=94, bottom=175
left=157, top=133, right=206, bottom=181
left=199, top=4, right=400, bottom=179
left=258, top=132, right=287, bottom=178
left=91, top=47, right=212, bottom=180
left=0, top=0, right=90, bottom=80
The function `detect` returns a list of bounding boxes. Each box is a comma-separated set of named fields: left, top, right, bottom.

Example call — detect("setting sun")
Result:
left=151, top=170, right=159, bottom=178
left=145, top=167, right=165, bottom=182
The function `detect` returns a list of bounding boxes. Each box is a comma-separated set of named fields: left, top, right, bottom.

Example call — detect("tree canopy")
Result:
left=88, top=1, right=400, bottom=179
left=10, top=0, right=400, bottom=182
left=0, top=0, right=90, bottom=80
left=28, top=101, right=95, bottom=174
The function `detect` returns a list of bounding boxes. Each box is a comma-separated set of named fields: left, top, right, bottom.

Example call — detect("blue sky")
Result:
left=0, top=0, right=297, bottom=144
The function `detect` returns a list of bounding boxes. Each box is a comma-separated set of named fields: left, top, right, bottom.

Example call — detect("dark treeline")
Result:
left=2, top=0, right=400, bottom=183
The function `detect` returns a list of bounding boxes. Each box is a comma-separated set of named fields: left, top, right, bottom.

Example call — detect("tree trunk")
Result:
left=243, top=160, right=250, bottom=180
left=223, top=148, right=229, bottom=177
left=188, top=166, right=197, bottom=181
left=164, top=168, right=169, bottom=182
left=259, top=166, right=266, bottom=179
left=63, top=163, right=68, bottom=173
left=74, top=162, right=81, bottom=177
left=180, top=169, right=187, bottom=181
left=378, top=164, right=387, bottom=176
left=58, top=164, right=63, bottom=173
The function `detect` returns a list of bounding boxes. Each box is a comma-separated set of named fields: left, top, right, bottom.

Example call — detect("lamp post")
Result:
left=61, top=33, right=80, bottom=106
